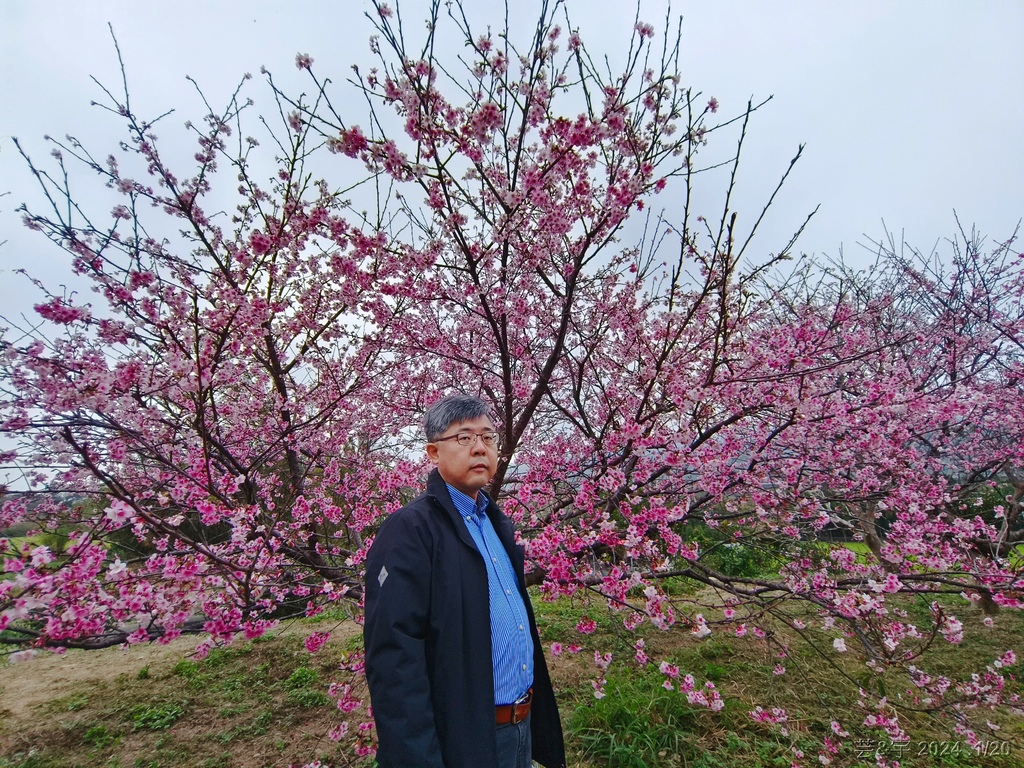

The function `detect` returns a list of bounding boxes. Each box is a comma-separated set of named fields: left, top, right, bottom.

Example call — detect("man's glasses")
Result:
left=432, top=431, right=500, bottom=447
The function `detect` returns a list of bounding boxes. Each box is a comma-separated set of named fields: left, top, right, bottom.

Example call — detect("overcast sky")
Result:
left=2, top=0, right=1022, bottom=320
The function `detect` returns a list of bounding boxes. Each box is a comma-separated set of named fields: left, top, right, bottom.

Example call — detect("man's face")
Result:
left=425, top=415, right=498, bottom=500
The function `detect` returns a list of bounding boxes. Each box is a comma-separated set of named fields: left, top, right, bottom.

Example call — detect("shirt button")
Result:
left=519, top=624, right=524, bottom=630
left=492, top=557, right=497, bottom=563
left=505, top=589, right=511, bottom=595
left=522, top=664, right=527, bottom=670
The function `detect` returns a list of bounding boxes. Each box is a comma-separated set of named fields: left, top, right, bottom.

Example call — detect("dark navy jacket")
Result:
left=364, top=469, right=566, bottom=768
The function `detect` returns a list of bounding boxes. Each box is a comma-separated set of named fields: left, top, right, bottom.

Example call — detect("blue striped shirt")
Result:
left=446, top=483, right=534, bottom=705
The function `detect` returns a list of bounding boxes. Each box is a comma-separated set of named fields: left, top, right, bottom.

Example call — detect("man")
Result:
left=364, top=394, right=566, bottom=768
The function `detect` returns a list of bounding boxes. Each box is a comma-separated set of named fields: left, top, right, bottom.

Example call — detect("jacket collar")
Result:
left=425, top=468, right=480, bottom=550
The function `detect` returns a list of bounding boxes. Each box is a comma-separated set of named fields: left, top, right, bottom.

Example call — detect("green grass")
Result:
left=1010, top=544, right=1024, bottom=567
left=533, top=587, right=1024, bottom=768
left=569, top=669, right=704, bottom=767
left=130, top=701, right=188, bottom=730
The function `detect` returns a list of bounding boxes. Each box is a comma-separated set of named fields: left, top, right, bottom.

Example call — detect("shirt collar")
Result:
left=446, top=482, right=489, bottom=519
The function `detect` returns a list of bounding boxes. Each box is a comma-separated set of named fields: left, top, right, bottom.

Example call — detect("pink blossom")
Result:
left=34, top=298, right=88, bottom=324
left=659, top=661, right=679, bottom=677
left=104, top=499, right=133, bottom=525
left=633, top=639, right=649, bottom=666
left=250, top=231, right=274, bottom=255
left=305, top=631, right=330, bottom=653
left=327, top=722, right=349, bottom=741
left=329, top=126, right=369, bottom=158
left=634, top=22, right=655, bottom=38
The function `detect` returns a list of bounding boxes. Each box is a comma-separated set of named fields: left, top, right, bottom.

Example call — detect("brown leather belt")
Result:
left=495, top=688, right=533, bottom=725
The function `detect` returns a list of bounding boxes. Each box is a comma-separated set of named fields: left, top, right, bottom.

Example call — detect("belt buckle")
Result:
left=510, top=688, right=532, bottom=724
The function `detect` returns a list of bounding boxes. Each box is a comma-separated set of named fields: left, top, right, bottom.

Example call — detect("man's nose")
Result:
left=471, top=437, right=486, bottom=454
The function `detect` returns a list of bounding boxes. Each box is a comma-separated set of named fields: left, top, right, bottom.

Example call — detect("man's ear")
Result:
left=425, top=443, right=439, bottom=464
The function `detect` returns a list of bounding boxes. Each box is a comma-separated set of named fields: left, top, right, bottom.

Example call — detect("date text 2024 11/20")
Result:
left=854, top=740, right=1012, bottom=759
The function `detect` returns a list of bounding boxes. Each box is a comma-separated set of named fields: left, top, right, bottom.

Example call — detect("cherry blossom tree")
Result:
left=288, top=0, right=1024, bottom=755
left=2, top=0, right=1022, bottom=763
left=0, top=27, right=421, bottom=659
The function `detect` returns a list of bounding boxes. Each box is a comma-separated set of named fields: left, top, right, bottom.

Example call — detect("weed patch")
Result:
left=129, top=701, right=187, bottom=730
left=570, top=671, right=703, bottom=767
left=81, top=724, right=118, bottom=748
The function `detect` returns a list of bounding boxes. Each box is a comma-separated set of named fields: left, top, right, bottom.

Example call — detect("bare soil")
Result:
left=0, top=635, right=206, bottom=723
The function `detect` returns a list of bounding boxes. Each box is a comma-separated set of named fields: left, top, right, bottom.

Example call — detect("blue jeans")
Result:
left=495, top=711, right=532, bottom=768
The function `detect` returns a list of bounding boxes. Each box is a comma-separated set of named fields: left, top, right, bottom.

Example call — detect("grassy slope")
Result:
left=0, top=593, right=1022, bottom=768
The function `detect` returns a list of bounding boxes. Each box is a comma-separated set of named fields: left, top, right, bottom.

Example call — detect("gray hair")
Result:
left=424, top=395, right=492, bottom=442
